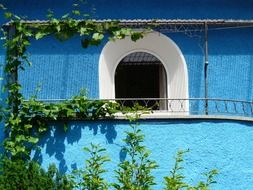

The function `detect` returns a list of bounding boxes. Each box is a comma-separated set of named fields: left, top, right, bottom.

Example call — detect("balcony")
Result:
left=114, top=98, right=253, bottom=120
left=38, top=98, right=253, bottom=121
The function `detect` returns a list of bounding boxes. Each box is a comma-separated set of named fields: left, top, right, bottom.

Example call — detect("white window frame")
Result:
left=99, top=32, right=189, bottom=113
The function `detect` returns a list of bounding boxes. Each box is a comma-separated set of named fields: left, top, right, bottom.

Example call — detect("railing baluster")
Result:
left=250, top=102, right=253, bottom=116
left=215, top=100, right=219, bottom=113
left=242, top=102, right=246, bottom=116
left=224, top=100, right=228, bottom=113
left=145, top=100, right=149, bottom=108
left=233, top=101, right=237, bottom=114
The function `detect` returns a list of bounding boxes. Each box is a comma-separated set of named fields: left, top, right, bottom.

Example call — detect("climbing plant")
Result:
left=0, top=2, right=147, bottom=158
left=0, top=2, right=218, bottom=190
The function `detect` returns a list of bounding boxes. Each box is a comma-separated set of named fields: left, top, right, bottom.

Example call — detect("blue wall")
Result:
left=1, top=2, right=253, bottom=189
left=1, top=0, right=253, bottom=20
left=0, top=0, right=253, bottom=100
left=32, top=120, right=253, bottom=190
left=15, top=28, right=253, bottom=101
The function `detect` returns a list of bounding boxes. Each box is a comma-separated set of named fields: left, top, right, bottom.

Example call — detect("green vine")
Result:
left=4, top=92, right=123, bottom=159
left=0, top=4, right=219, bottom=190
left=0, top=3, right=148, bottom=159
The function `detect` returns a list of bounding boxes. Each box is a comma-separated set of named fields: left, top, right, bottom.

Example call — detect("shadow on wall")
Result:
left=31, top=119, right=253, bottom=174
left=32, top=121, right=118, bottom=173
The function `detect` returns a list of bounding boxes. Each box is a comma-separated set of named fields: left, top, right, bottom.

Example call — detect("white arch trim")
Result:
left=99, top=32, right=189, bottom=112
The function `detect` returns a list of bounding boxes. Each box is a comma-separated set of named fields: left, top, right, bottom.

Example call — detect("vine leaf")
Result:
left=131, top=32, right=144, bottom=42
left=27, top=137, right=39, bottom=144
left=4, top=12, right=12, bottom=19
left=92, top=33, right=104, bottom=41
left=72, top=10, right=81, bottom=15
left=35, top=32, right=46, bottom=40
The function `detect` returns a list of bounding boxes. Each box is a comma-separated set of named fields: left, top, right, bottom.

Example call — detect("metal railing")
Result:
left=101, top=98, right=252, bottom=117
left=33, top=98, right=253, bottom=119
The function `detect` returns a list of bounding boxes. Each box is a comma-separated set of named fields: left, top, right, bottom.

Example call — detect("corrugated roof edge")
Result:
left=3, top=19, right=253, bottom=27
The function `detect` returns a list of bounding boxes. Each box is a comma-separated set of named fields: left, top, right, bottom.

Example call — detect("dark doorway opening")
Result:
left=115, top=52, right=167, bottom=109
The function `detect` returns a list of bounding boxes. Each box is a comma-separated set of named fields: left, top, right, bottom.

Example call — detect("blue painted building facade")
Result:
left=1, top=0, right=253, bottom=101
left=1, top=0, right=253, bottom=189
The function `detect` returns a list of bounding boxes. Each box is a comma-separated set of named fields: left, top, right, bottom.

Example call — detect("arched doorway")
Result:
left=99, top=32, right=189, bottom=112
left=115, top=52, right=167, bottom=109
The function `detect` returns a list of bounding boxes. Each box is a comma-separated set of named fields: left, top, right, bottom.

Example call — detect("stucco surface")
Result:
left=0, top=2, right=253, bottom=189
left=31, top=120, right=253, bottom=190
left=14, top=29, right=253, bottom=102
left=1, top=0, right=253, bottom=20
left=0, top=0, right=253, bottom=101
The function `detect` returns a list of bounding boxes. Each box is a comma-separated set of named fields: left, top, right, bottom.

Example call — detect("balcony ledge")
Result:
left=113, top=112, right=253, bottom=122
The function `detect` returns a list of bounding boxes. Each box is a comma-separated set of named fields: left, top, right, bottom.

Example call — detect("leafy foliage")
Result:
left=164, top=150, right=219, bottom=190
left=0, top=157, right=74, bottom=190
left=71, top=144, right=110, bottom=190
left=0, top=1, right=147, bottom=159
left=0, top=115, right=219, bottom=190
left=0, top=3, right=219, bottom=190
left=113, top=123, right=158, bottom=190
left=4, top=92, right=121, bottom=159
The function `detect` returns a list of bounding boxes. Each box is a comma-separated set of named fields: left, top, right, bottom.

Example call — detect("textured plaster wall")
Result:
left=32, top=120, right=253, bottom=190
left=15, top=29, right=253, bottom=101
left=1, top=0, right=253, bottom=20
left=0, top=0, right=253, bottom=100
left=0, top=2, right=253, bottom=189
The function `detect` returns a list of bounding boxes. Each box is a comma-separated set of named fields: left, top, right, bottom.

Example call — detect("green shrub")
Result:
left=71, top=144, right=110, bottom=190
left=164, top=150, right=218, bottom=190
left=112, top=123, right=158, bottom=190
left=0, top=157, right=74, bottom=190
left=0, top=124, right=219, bottom=190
